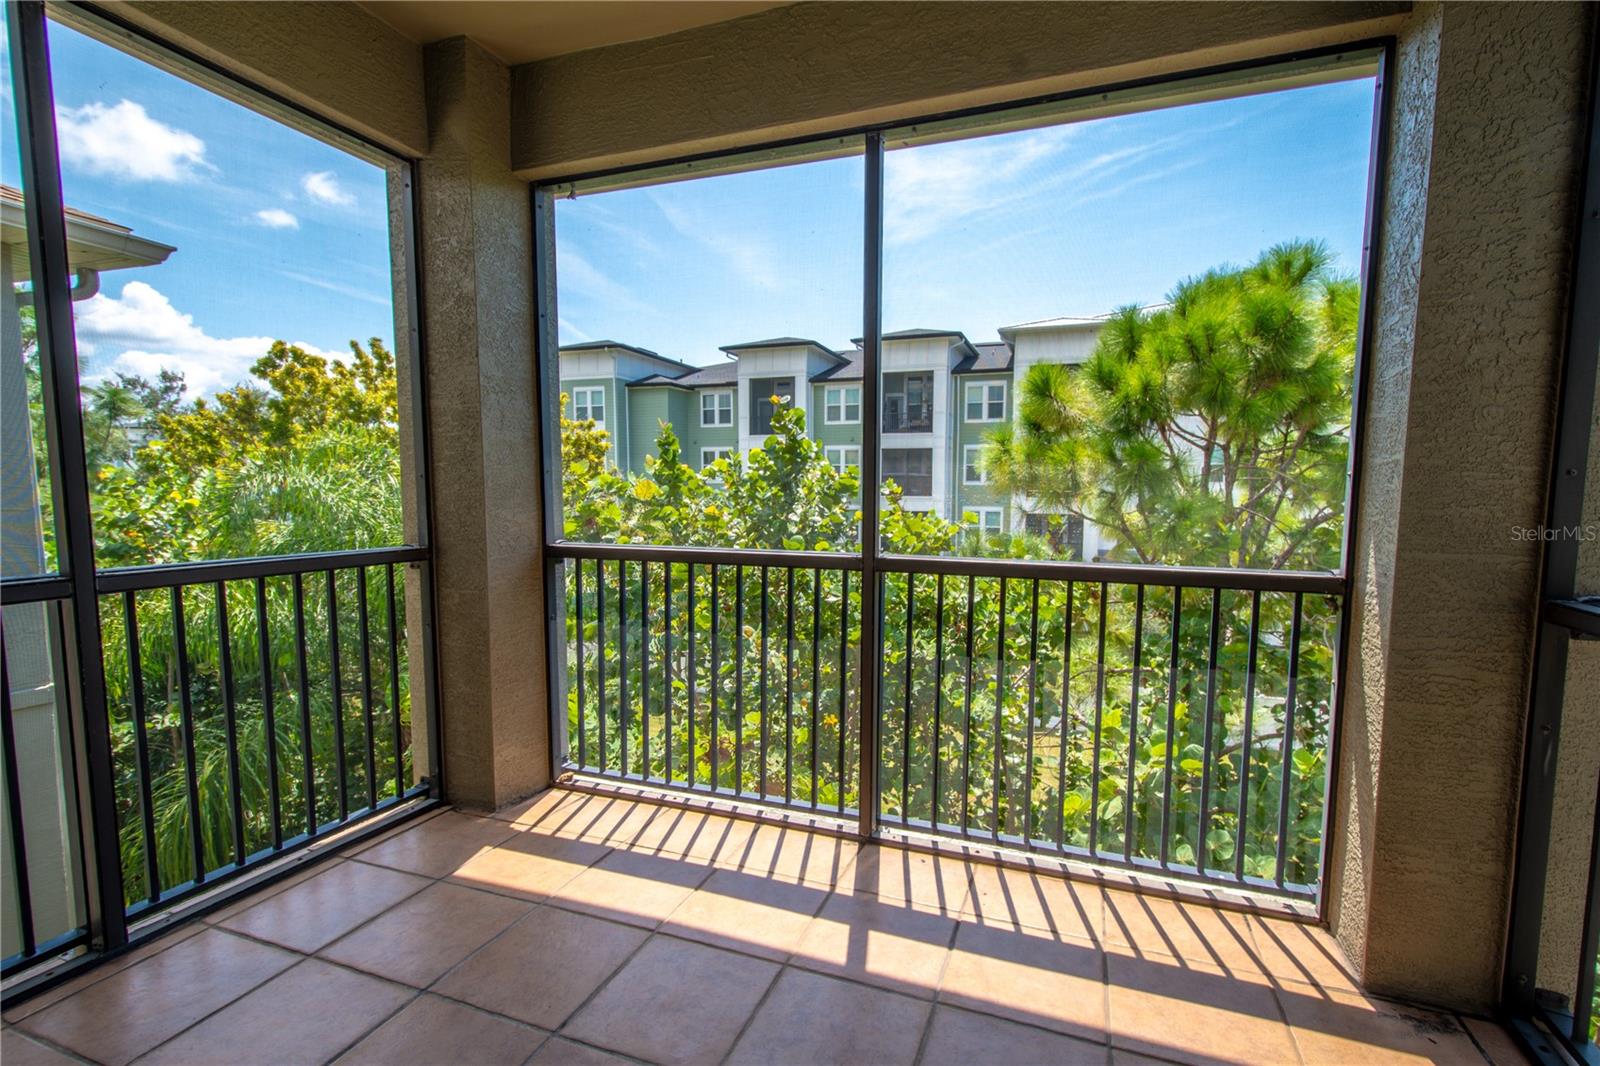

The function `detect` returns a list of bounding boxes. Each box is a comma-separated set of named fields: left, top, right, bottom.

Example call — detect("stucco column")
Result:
left=1327, top=1, right=1592, bottom=1011
left=417, top=37, right=549, bottom=810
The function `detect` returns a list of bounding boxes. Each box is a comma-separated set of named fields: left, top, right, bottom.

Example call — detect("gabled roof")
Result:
left=627, top=361, right=739, bottom=389
left=558, top=340, right=698, bottom=375
left=849, top=327, right=971, bottom=346
left=951, top=342, right=1014, bottom=375
left=811, top=349, right=864, bottom=382
left=718, top=337, right=847, bottom=363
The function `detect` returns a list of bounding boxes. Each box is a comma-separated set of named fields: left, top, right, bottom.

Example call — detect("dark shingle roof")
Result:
left=627, top=361, right=739, bottom=389
left=850, top=328, right=971, bottom=345
left=811, top=349, right=864, bottom=382
left=558, top=340, right=697, bottom=375
left=952, top=342, right=1014, bottom=375
left=719, top=337, right=847, bottom=363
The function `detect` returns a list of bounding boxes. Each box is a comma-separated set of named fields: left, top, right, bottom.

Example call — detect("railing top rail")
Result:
left=0, top=575, right=74, bottom=606
left=546, top=540, right=1344, bottom=593
left=548, top=541, right=865, bottom=571
left=878, top=553, right=1345, bottom=592
left=94, top=546, right=429, bottom=594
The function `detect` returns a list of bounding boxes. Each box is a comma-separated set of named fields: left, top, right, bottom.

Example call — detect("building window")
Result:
left=968, top=507, right=1003, bottom=537
left=882, top=448, right=933, bottom=496
left=701, top=447, right=734, bottom=467
left=700, top=389, right=733, bottom=427
left=1024, top=513, right=1085, bottom=561
left=571, top=386, right=606, bottom=430
left=965, top=381, right=1006, bottom=422
left=825, top=445, right=861, bottom=474
left=749, top=376, right=795, bottom=434
left=884, top=371, right=933, bottom=433
left=824, top=385, right=861, bottom=425
left=962, top=445, right=988, bottom=485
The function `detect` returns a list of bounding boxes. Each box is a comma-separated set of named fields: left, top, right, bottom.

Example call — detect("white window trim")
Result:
left=968, top=506, right=1003, bottom=535
left=823, top=385, right=861, bottom=425
left=962, top=444, right=988, bottom=485
left=824, top=445, right=861, bottom=473
left=571, top=386, right=606, bottom=430
left=964, top=380, right=1007, bottom=423
left=700, top=389, right=734, bottom=427
left=700, top=447, right=733, bottom=466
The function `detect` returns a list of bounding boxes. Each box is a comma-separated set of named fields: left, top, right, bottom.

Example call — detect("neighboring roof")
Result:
left=718, top=337, right=847, bottom=363
left=558, top=339, right=698, bottom=375
left=1, top=184, right=175, bottom=280
left=626, top=361, right=739, bottom=389
left=951, top=342, right=1015, bottom=375
left=997, top=307, right=1161, bottom=342
left=811, top=349, right=864, bottom=382
left=849, top=327, right=971, bottom=346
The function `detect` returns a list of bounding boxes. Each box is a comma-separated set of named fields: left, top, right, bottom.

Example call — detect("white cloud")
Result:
left=254, top=208, right=299, bottom=229
left=75, top=281, right=341, bottom=397
left=55, top=99, right=211, bottom=182
left=277, top=269, right=390, bottom=307
left=302, top=170, right=354, bottom=206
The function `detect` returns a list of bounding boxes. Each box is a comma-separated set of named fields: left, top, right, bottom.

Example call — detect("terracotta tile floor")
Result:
left=3, top=789, right=1533, bottom=1066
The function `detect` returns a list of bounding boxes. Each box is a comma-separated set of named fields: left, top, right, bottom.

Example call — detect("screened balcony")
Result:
left=2, top=1, right=1598, bottom=1064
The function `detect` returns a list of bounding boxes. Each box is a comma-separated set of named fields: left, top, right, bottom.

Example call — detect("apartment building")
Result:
left=558, top=319, right=1120, bottom=559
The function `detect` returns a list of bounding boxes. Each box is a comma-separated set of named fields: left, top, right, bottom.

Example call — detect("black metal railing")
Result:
left=555, top=545, right=1339, bottom=897
left=94, top=549, right=430, bottom=919
left=562, top=552, right=861, bottom=816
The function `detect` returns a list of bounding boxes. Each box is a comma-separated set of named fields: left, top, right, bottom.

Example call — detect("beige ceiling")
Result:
left=357, top=1, right=792, bottom=65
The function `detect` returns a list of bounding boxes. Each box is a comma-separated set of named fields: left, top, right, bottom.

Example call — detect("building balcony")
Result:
left=0, top=788, right=1527, bottom=1066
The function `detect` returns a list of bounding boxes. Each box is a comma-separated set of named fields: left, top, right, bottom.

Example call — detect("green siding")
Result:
left=811, top=382, right=863, bottom=448
left=952, top=375, right=1012, bottom=527
left=561, top=375, right=622, bottom=466
left=626, top=387, right=692, bottom=472
left=683, top=388, right=737, bottom=465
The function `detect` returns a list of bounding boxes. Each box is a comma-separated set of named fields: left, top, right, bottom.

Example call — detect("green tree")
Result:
left=983, top=240, right=1357, bottom=570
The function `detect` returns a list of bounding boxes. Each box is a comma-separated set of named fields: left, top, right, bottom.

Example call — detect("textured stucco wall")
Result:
left=509, top=0, right=1409, bottom=178
left=1328, top=0, right=1591, bottom=1011
left=102, top=1, right=427, bottom=157
left=417, top=38, right=548, bottom=810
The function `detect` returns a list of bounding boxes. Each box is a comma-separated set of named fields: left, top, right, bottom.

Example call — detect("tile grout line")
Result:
left=910, top=908, right=967, bottom=1065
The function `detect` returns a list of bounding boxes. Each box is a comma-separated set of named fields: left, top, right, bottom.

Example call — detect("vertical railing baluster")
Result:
left=1, top=617, right=37, bottom=956
left=810, top=568, right=821, bottom=809
left=325, top=571, right=347, bottom=821
left=735, top=564, right=745, bottom=796
left=931, top=575, right=945, bottom=831
left=641, top=560, right=650, bottom=780
left=838, top=570, right=849, bottom=813
left=1089, top=583, right=1108, bottom=858
left=687, top=564, right=697, bottom=789
left=292, top=574, right=317, bottom=837
left=1235, top=590, right=1262, bottom=882
left=961, top=574, right=975, bottom=836
left=597, top=562, right=608, bottom=773
left=785, top=566, right=796, bottom=805
left=1125, top=584, right=1144, bottom=862
left=256, top=578, right=282, bottom=849
left=125, top=593, right=161, bottom=900
left=1274, top=592, right=1304, bottom=886
left=385, top=565, right=403, bottom=799
left=1025, top=578, right=1039, bottom=844
left=710, top=564, right=720, bottom=791
left=576, top=556, right=586, bottom=771
left=214, top=582, right=245, bottom=866
left=357, top=569, right=376, bottom=811
left=1056, top=581, right=1073, bottom=852
left=1198, top=588, right=1222, bottom=873
left=1160, top=587, right=1183, bottom=868
left=664, top=562, right=673, bottom=784
left=993, top=576, right=1007, bottom=841
left=759, top=566, right=769, bottom=800
left=170, top=586, right=206, bottom=882
left=618, top=560, right=629, bottom=778
left=902, top=572, right=915, bottom=824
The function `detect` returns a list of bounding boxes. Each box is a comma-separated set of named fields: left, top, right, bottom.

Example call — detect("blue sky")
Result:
left=557, top=75, right=1378, bottom=365
left=2, top=18, right=395, bottom=396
